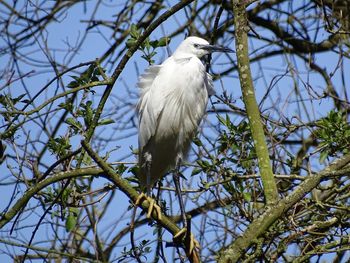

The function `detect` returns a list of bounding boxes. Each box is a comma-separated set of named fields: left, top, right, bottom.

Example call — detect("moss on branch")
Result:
left=232, top=1, right=278, bottom=204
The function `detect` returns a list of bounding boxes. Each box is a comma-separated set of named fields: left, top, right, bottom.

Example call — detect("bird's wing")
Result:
left=137, top=64, right=164, bottom=150
left=137, top=58, right=213, bottom=150
left=137, top=65, right=161, bottom=91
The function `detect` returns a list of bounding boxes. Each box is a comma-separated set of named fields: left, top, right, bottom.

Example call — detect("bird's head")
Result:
left=173, top=36, right=234, bottom=58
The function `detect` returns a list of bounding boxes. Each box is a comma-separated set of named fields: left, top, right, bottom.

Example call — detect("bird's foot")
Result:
left=134, top=193, right=162, bottom=220
left=173, top=227, right=200, bottom=255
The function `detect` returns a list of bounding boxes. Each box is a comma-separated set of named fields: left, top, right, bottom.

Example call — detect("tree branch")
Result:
left=232, top=0, right=278, bottom=204
left=81, top=140, right=201, bottom=263
left=217, top=152, right=350, bottom=262
left=0, top=168, right=103, bottom=229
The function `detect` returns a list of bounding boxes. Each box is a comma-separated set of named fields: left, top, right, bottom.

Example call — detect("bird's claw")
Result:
left=173, top=227, right=200, bottom=255
left=135, top=193, right=162, bottom=220
left=173, top=227, right=187, bottom=239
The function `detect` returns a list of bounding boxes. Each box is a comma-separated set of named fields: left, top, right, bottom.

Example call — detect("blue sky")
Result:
left=1, top=1, right=349, bottom=262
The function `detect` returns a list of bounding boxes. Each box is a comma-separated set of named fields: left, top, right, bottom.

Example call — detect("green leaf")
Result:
left=191, top=167, right=202, bottom=176
left=93, top=67, right=105, bottom=77
left=243, top=192, right=252, bottom=202
left=67, top=64, right=98, bottom=88
left=67, top=80, right=79, bottom=88
left=65, top=117, right=82, bottom=131
left=117, top=163, right=127, bottom=174
left=21, top=99, right=31, bottom=104
left=12, top=94, right=26, bottom=104
left=47, top=136, right=71, bottom=157
left=0, top=94, right=6, bottom=106
left=82, top=101, right=94, bottom=126
left=58, top=100, right=74, bottom=112
left=157, top=37, right=170, bottom=47
left=130, top=24, right=139, bottom=38
left=192, top=137, right=202, bottom=146
left=149, top=40, right=159, bottom=48
left=82, top=152, right=92, bottom=165
left=319, top=150, right=328, bottom=163
left=143, top=38, right=151, bottom=49
left=61, top=188, right=70, bottom=203
left=126, top=38, right=136, bottom=48
left=69, top=207, right=79, bottom=215
left=98, top=118, right=115, bottom=126
left=218, top=115, right=226, bottom=126
left=129, top=165, right=139, bottom=176
left=65, top=213, right=77, bottom=232
left=81, top=64, right=95, bottom=82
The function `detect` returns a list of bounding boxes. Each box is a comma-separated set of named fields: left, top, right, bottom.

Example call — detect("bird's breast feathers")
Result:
left=137, top=56, right=212, bottom=150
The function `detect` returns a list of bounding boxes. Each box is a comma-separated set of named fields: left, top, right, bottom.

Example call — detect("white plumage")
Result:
left=137, top=36, right=232, bottom=191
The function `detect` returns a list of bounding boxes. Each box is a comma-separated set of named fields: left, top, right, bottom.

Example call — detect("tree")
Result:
left=1, top=0, right=350, bottom=262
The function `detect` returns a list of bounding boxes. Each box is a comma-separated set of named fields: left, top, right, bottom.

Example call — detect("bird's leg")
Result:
left=135, top=156, right=162, bottom=220
left=173, top=157, right=187, bottom=229
left=172, top=158, right=200, bottom=255
left=135, top=193, right=163, bottom=220
left=145, top=156, right=152, bottom=196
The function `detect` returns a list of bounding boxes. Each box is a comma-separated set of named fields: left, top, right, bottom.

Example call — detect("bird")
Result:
left=136, top=36, right=233, bottom=236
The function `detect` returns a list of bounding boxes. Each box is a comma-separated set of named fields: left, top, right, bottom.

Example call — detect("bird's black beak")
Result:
left=201, top=44, right=234, bottom=53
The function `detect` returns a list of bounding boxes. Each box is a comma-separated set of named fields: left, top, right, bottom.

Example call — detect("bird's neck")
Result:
left=172, top=52, right=196, bottom=60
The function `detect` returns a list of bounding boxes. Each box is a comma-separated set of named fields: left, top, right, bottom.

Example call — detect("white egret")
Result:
left=136, top=36, right=233, bottom=238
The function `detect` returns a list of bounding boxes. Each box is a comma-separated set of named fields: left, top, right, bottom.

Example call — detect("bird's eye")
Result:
left=194, top=44, right=199, bottom=48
